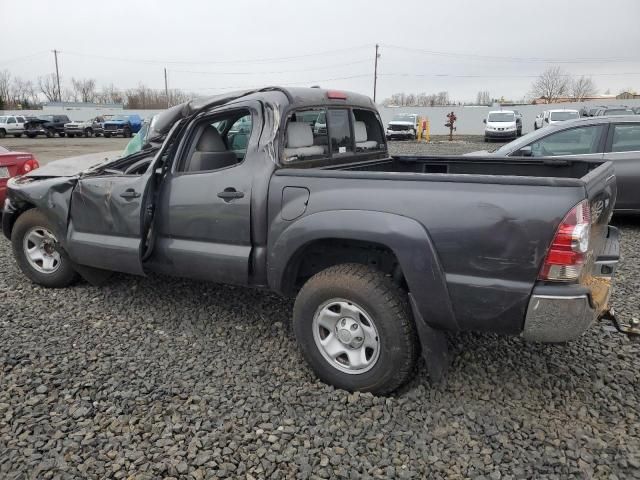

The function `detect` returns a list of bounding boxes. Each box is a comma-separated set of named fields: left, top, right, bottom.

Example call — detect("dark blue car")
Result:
left=103, top=114, right=143, bottom=138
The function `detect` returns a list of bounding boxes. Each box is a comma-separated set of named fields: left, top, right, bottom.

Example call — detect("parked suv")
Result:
left=385, top=113, right=418, bottom=140
left=24, top=115, right=70, bottom=138
left=64, top=118, right=101, bottom=138
left=0, top=115, right=27, bottom=138
left=483, top=110, right=518, bottom=141
left=534, top=109, right=580, bottom=130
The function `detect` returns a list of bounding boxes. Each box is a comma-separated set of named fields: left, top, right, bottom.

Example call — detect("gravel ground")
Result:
left=1, top=139, right=639, bottom=479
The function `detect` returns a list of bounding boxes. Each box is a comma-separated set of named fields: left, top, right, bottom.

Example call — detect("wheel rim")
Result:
left=23, top=227, right=61, bottom=274
left=312, top=298, right=380, bottom=375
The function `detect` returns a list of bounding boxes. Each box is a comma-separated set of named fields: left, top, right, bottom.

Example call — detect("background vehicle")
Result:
left=64, top=118, right=101, bottom=138
left=534, top=109, right=580, bottom=129
left=24, top=115, right=70, bottom=138
left=468, top=115, right=640, bottom=213
left=483, top=110, right=518, bottom=141
left=386, top=113, right=418, bottom=140
left=3, top=87, right=619, bottom=395
left=513, top=110, right=523, bottom=136
left=597, top=107, right=635, bottom=116
left=103, top=114, right=143, bottom=138
left=0, top=146, right=39, bottom=209
left=634, top=106, right=640, bottom=115
left=0, top=115, right=27, bottom=138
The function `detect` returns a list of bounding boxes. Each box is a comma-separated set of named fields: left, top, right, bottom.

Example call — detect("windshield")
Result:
left=0, top=116, right=6, bottom=123
left=392, top=114, right=415, bottom=122
left=550, top=111, right=579, bottom=121
left=488, top=112, right=515, bottom=122
left=38, top=115, right=54, bottom=121
left=111, top=115, right=128, bottom=121
left=604, top=109, right=633, bottom=116
left=122, top=120, right=150, bottom=156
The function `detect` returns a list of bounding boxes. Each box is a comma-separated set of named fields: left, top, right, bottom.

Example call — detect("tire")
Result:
left=11, top=209, right=79, bottom=288
left=293, top=263, right=418, bottom=395
left=58, top=132, right=65, bottom=137
left=104, top=132, right=112, bottom=138
left=46, top=128, right=54, bottom=138
left=27, top=133, right=37, bottom=139
left=13, top=133, right=22, bottom=138
left=123, top=127, right=131, bottom=138
left=484, top=137, right=489, bottom=142
left=0, top=129, right=5, bottom=138
left=84, top=129, right=92, bottom=138
left=67, top=133, right=75, bottom=138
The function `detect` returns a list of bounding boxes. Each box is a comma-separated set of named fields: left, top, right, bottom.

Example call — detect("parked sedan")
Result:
left=597, top=107, right=636, bottom=116
left=0, top=146, right=39, bottom=210
left=467, top=116, right=640, bottom=214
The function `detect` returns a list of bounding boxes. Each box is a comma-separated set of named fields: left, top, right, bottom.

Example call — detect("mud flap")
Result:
left=408, top=293, right=450, bottom=383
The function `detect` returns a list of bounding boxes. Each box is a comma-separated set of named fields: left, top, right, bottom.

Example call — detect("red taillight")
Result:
left=19, top=158, right=39, bottom=175
left=327, top=90, right=347, bottom=100
left=538, top=200, right=591, bottom=282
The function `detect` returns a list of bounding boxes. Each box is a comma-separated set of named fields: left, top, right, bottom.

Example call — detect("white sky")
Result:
left=1, top=0, right=640, bottom=102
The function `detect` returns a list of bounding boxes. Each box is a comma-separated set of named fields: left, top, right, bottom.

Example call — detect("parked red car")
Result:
left=0, top=146, right=39, bottom=209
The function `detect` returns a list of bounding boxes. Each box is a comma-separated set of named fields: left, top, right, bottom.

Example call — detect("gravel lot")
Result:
left=1, top=138, right=639, bottom=479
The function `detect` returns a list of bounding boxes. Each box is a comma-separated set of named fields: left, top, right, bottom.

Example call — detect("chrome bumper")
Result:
left=523, top=294, right=596, bottom=342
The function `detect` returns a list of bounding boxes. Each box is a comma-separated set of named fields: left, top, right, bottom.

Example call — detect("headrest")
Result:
left=354, top=121, right=368, bottom=143
left=286, top=122, right=314, bottom=148
left=197, top=126, right=226, bottom=151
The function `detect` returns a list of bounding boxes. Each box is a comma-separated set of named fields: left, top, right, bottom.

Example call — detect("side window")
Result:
left=611, top=124, right=640, bottom=152
left=283, top=108, right=328, bottom=162
left=353, top=109, right=385, bottom=152
left=328, top=109, right=352, bottom=156
left=529, top=125, right=604, bottom=157
left=180, top=110, right=252, bottom=173
left=7, top=117, right=16, bottom=124
left=17, top=116, right=25, bottom=123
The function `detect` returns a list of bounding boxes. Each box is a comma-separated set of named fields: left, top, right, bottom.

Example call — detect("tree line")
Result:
left=0, top=70, right=195, bottom=110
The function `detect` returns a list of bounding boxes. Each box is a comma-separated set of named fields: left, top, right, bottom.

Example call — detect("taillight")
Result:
left=19, top=158, right=39, bottom=175
left=538, top=199, right=591, bottom=282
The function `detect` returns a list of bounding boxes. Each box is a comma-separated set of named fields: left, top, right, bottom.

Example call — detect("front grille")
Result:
left=0, top=166, right=10, bottom=178
left=389, top=124, right=411, bottom=131
left=104, top=124, right=118, bottom=131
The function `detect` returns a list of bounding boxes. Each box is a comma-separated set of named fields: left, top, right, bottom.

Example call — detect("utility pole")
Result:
left=373, top=44, right=380, bottom=103
left=164, top=68, right=169, bottom=108
left=52, top=49, right=61, bottom=102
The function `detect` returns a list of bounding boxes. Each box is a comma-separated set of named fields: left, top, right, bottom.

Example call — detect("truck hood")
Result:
left=104, top=120, right=127, bottom=125
left=25, top=150, right=121, bottom=177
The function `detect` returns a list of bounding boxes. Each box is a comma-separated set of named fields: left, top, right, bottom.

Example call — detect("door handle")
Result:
left=217, top=188, right=244, bottom=201
left=120, top=189, right=141, bottom=199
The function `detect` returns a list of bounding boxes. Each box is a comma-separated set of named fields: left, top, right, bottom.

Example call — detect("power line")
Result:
left=379, top=71, right=640, bottom=79
left=61, top=45, right=371, bottom=66
left=185, top=73, right=371, bottom=92
left=382, top=44, right=640, bottom=64
left=167, top=59, right=371, bottom=76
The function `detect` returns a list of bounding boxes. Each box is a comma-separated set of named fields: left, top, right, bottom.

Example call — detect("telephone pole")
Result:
left=164, top=68, right=169, bottom=108
left=373, top=44, right=380, bottom=103
left=52, top=50, right=61, bottom=102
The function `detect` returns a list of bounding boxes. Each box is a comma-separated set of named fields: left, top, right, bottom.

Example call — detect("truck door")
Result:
left=150, top=101, right=261, bottom=285
left=603, top=121, right=640, bottom=211
left=66, top=150, right=161, bottom=275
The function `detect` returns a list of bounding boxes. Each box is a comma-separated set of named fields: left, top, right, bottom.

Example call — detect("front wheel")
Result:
left=45, top=128, right=54, bottom=138
left=11, top=209, right=79, bottom=288
left=104, top=132, right=111, bottom=138
left=293, top=264, right=418, bottom=395
left=58, top=132, right=65, bottom=137
left=0, top=129, right=6, bottom=138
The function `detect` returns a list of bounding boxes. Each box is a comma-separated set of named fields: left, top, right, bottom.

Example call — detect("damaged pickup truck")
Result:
left=2, top=87, right=622, bottom=395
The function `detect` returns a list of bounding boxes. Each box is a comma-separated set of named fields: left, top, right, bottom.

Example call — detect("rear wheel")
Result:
left=11, top=209, right=79, bottom=288
left=0, top=129, right=5, bottom=138
left=13, top=133, right=22, bottom=138
left=104, top=132, right=112, bottom=138
left=45, top=128, right=54, bottom=138
left=293, top=264, right=418, bottom=395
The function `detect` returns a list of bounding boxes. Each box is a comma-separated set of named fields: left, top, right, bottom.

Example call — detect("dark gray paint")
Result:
left=2, top=87, right=618, bottom=340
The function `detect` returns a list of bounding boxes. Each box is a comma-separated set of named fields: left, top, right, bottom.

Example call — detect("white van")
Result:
left=483, top=111, right=518, bottom=142
left=534, top=109, right=580, bottom=130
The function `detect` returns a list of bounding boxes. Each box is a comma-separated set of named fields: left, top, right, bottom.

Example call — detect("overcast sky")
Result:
left=2, top=0, right=640, bottom=102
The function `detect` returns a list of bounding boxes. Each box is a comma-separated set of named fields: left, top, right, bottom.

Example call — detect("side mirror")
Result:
left=483, top=119, right=487, bottom=124
left=520, top=146, right=533, bottom=157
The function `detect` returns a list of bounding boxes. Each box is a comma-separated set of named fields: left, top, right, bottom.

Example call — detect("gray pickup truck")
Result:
left=2, top=87, right=621, bottom=395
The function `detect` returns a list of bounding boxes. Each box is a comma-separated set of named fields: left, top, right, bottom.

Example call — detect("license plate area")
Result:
left=0, top=166, right=9, bottom=178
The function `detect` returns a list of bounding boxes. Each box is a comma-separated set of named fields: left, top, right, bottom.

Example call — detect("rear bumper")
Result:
left=523, top=226, right=620, bottom=342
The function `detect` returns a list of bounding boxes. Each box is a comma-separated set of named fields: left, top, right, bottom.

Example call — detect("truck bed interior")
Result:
left=329, top=155, right=597, bottom=179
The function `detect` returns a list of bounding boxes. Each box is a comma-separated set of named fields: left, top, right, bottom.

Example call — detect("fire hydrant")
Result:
left=445, top=111, right=457, bottom=141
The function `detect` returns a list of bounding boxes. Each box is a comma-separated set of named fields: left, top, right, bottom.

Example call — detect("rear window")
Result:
left=611, top=124, right=640, bottom=152
left=604, top=109, right=634, bottom=116
left=328, top=109, right=352, bottom=156
left=0, top=116, right=6, bottom=123
left=550, top=111, right=579, bottom=121
left=488, top=112, right=515, bottom=122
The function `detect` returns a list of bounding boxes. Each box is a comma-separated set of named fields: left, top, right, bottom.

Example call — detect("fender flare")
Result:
left=269, top=210, right=458, bottom=331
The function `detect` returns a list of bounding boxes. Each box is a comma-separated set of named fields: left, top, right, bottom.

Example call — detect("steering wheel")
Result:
left=123, top=158, right=151, bottom=175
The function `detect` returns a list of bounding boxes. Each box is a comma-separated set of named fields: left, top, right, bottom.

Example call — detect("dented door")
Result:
left=66, top=173, right=153, bottom=275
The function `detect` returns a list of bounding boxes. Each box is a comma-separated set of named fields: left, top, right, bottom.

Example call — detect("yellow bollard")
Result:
left=423, top=119, right=430, bottom=143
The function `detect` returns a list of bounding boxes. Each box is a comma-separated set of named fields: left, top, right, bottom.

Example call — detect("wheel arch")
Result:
left=269, top=210, right=458, bottom=331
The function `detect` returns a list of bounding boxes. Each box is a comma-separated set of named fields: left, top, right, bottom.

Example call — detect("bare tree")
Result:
left=476, top=91, right=491, bottom=105
left=0, top=70, right=10, bottom=108
left=71, top=78, right=97, bottom=103
left=570, top=76, right=597, bottom=101
left=97, top=83, right=124, bottom=104
left=530, top=67, right=570, bottom=103
left=38, top=74, right=59, bottom=102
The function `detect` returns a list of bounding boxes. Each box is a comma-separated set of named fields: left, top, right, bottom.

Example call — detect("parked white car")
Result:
left=386, top=113, right=418, bottom=140
left=0, top=115, right=27, bottom=138
left=534, top=109, right=580, bottom=130
left=483, top=110, right=518, bottom=142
